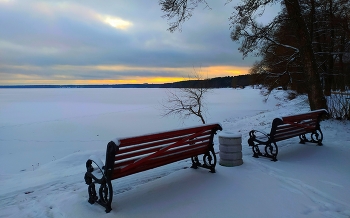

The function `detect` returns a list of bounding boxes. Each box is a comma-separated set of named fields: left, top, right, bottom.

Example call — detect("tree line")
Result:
left=161, top=75, right=252, bottom=88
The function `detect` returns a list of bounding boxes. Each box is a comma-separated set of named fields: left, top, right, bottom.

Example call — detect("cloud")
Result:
left=0, top=0, right=266, bottom=85
left=99, top=15, right=133, bottom=30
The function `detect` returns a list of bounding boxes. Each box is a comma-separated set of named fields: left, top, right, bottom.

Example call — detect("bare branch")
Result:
left=159, top=0, right=211, bottom=32
left=161, top=70, right=209, bottom=124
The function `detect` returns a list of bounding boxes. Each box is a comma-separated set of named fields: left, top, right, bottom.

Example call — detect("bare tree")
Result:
left=161, top=72, right=209, bottom=124
left=159, top=0, right=211, bottom=32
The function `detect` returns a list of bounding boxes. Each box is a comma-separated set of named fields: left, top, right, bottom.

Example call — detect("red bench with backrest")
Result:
left=247, top=109, right=328, bottom=161
left=84, top=123, right=222, bottom=213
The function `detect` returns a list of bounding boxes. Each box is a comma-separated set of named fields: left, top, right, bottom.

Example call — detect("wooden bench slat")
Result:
left=277, top=126, right=309, bottom=133
left=276, top=126, right=314, bottom=134
left=117, top=134, right=211, bottom=156
left=113, top=146, right=208, bottom=174
left=112, top=147, right=208, bottom=179
left=274, top=126, right=310, bottom=135
left=282, top=122, right=317, bottom=130
left=118, top=129, right=211, bottom=173
left=275, top=135, right=304, bottom=141
left=115, top=136, right=211, bottom=162
left=283, top=115, right=318, bottom=122
left=275, top=125, right=305, bottom=132
left=277, top=120, right=317, bottom=129
left=114, top=142, right=209, bottom=168
left=117, top=126, right=216, bottom=147
left=113, top=143, right=209, bottom=171
left=274, top=131, right=307, bottom=141
left=117, top=137, right=184, bottom=154
left=281, top=109, right=327, bottom=121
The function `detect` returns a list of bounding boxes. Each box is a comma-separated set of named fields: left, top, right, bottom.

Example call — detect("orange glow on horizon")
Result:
left=82, top=77, right=187, bottom=85
left=0, top=65, right=250, bottom=85
left=0, top=77, right=189, bottom=85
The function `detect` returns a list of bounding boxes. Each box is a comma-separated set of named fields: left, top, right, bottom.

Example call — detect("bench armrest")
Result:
left=249, top=130, right=269, bottom=137
left=248, top=130, right=270, bottom=145
left=84, top=155, right=106, bottom=185
left=88, top=155, right=105, bottom=172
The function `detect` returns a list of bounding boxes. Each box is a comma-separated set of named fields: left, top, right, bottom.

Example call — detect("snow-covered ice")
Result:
left=0, top=87, right=349, bottom=218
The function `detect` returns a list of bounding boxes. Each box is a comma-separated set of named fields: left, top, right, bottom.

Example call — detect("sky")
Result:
left=0, top=0, right=278, bottom=85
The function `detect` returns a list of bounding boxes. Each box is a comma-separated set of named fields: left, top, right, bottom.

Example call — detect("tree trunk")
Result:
left=339, top=34, right=346, bottom=91
left=284, top=0, right=328, bottom=110
left=327, top=0, right=335, bottom=95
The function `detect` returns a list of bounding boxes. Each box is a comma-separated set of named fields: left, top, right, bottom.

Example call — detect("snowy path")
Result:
left=1, top=135, right=349, bottom=218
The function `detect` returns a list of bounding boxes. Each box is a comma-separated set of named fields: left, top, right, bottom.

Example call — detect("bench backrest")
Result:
left=104, top=123, right=222, bottom=180
left=270, top=109, right=328, bottom=142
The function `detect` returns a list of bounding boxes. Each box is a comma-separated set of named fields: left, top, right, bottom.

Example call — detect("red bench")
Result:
left=84, top=123, right=222, bottom=213
left=247, top=109, right=328, bottom=161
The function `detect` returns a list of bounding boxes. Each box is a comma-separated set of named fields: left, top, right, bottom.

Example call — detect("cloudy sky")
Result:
left=0, top=0, right=268, bottom=85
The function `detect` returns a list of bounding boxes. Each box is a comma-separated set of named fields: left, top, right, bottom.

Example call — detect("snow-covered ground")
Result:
left=0, top=88, right=349, bottom=218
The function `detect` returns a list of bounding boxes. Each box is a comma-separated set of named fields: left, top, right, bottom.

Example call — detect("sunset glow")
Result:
left=0, top=65, right=249, bottom=85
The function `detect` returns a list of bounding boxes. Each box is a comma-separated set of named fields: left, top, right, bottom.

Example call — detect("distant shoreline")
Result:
left=0, top=75, right=253, bottom=89
left=0, top=84, right=166, bottom=89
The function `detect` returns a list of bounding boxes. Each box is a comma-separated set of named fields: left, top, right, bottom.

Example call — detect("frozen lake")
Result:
left=0, top=88, right=279, bottom=173
left=1, top=88, right=350, bottom=218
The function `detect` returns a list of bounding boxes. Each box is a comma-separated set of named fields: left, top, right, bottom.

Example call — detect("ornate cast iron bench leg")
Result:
left=203, top=149, right=217, bottom=173
left=298, top=129, right=324, bottom=146
left=191, top=156, right=200, bottom=169
left=248, top=131, right=265, bottom=159
left=251, top=144, right=263, bottom=158
left=85, top=158, right=114, bottom=213
left=264, top=142, right=278, bottom=162
left=191, top=149, right=217, bottom=173
left=311, top=129, right=324, bottom=145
